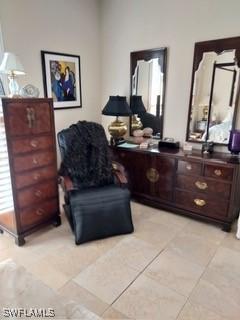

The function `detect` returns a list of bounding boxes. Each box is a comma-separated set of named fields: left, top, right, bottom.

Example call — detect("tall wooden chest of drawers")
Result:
left=112, top=146, right=240, bottom=231
left=0, top=98, right=61, bottom=246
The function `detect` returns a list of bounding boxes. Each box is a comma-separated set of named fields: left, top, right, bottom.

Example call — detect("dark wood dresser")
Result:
left=0, top=98, right=61, bottom=246
left=112, top=146, right=240, bottom=231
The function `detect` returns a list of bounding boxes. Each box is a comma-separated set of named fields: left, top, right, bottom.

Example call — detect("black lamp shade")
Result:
left=102, top=96, right=132, bottom=116
left=130, top=95, right=146, bottom=114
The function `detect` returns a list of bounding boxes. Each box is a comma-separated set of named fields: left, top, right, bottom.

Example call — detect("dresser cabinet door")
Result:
left=116, top=149, right=174, bottom=201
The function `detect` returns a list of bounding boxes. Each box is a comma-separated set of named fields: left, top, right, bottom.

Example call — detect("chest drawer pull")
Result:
left=214, top=169, right=222, bottom=176
left=186, top=164, right=192, bottom=171
left=33, top=173, right=41, bottom=181
left=194, top=199, right=206, bottom=207
left=26, top=107, right=36, bottom=128
left=146, top=168, right=159, bottom=183
left=30, top=140, right=38, bottom=148
left=36, top=208, right=45, bottom=216
left=195, top=181, right=208, bottom=190
left=35, top=190, right=42, bottom=198
left=32, top=157, right=38, bottom=165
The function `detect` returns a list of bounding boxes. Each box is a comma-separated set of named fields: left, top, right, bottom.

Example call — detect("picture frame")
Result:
left=41, top=50, right=82, bottom=110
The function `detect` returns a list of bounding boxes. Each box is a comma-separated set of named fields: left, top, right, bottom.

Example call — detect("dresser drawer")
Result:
left=204, top=164, right=233, bottom=181
left=19, top=198, right=59, bottom=231
left=176, top=174, right=231, bottom=199
left=17, top=180, right=58, bottom=209
left=11, top=135, right=54, bottom=155
left=177, top=160, right=202, bottom=176
left=175, top=189, right=229, bottom=218
left=6, top=102, right=52, bottom=136
left=13, top=150, right=55, bottom=173
left=15, top=165, right=57, bottom=189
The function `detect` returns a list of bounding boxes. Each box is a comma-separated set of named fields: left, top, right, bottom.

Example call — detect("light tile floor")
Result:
left=0, top=201, right=240, bottom=320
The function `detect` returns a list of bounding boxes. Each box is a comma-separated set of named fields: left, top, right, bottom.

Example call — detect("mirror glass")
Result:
left=187, top=37, right=240, bottom=145
left=132, top=58, right=164, bottom=116
left=130, top=48, right=167, bottom=136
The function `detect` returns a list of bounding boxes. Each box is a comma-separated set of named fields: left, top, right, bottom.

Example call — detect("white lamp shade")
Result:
left=0, top=52, right=25, bottom=75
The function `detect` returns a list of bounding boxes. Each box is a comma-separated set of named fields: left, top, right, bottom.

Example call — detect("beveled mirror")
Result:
left=186, top=37, right=240, bottom=145
left=130, top=48, right=167, bottom=136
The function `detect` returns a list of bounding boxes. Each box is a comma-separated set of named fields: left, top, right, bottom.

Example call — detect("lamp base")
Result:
left=131, top=114, right=143, bottom=131
left=108, top=117, right=127, bottom=142
left=8, top=74, right=20, bottom=97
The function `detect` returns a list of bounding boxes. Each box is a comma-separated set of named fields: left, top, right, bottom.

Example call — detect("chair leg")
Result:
left=52, top=216, right=61, bottom=227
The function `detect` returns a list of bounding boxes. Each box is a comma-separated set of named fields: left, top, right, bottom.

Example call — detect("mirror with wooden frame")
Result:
left=186, top=37, right=240, bottom=145
left=130, top=48, right=167, bottom=136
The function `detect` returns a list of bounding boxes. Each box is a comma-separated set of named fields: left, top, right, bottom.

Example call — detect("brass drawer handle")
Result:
left=146, top=168, right=159, bottom=183
left=194, top=199, right=206, bottom=207
left=26, top=107, right=36, bottom=128
left=30, top=140, right=38, bottom=148
left=186, top=164, right=192, bottom=171
left=36, top=208, right=45, bottom=216
left=33, top=173, right=41, bottom=180
left=32, top=157, right=38, bottom=165
left=35, top=190, right=42, bottom=198
left=195, top=181, right=208, bottom=190
left=214, top=169, right=222, bottom=176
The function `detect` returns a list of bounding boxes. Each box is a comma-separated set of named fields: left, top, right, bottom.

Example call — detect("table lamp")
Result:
left=0, top=52, right=25, bottom=97
left=130, top=95, right=146, bottom=131
left=102, top=96, right=132, bottom=145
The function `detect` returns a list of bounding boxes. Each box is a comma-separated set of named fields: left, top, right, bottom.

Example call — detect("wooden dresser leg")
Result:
left=15, top=236, right=25, bottom=246
left=0, top=228, right=3, bottom=234
left=52, top=216, right=61, bottom=227
left=222, top=223, right=231, bottom=233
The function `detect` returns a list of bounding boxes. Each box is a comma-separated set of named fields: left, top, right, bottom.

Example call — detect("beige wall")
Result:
left=100, top=0, right=240, bottom=149
left=1, top=0, right=240, bottom=151
left=0, top=0, right=101, bottom=137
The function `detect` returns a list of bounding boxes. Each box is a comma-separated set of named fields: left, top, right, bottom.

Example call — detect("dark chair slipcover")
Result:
left=58, top=121, right=134, bottom=244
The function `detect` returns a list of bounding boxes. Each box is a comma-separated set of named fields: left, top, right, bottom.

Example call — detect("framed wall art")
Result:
left=41, top=50, right=82, bottom=110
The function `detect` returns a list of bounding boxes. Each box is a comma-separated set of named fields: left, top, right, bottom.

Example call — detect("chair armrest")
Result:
left=58, top=175, right=75, bottom=192
left=112, top=161, right=128, bottom=186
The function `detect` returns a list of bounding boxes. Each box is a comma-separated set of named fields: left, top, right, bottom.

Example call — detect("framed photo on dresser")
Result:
left=41, top=50, right=82, bottom=110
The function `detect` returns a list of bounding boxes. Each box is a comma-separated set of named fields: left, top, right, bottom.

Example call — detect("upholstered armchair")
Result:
left=58, top=121, right=134, bottom=244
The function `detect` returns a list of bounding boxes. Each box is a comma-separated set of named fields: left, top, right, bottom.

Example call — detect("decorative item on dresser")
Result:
left=102, top=96, right=132, bottom=146
left=111, top=146, right=240, bottom=232
left=0, top=98, right=61, bottom=246
left=0, top=52, right=25, bottom=97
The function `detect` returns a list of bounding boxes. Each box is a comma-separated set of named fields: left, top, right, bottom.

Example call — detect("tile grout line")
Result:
left=105, top=215, right=190, bottom=312
left=107, top=246, right=167, bottom=310
left=174, top=235, right=225, bottom=320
